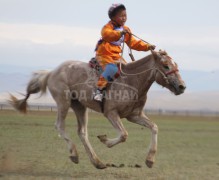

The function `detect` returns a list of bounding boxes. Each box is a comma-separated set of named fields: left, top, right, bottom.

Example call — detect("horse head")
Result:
left=152, top=50, right=186, bottom=95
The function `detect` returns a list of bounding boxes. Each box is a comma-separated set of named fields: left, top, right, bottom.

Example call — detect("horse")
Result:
left=9, top=50, right=186, bottom=169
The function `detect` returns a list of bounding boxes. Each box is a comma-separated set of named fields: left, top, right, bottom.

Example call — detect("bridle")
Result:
left=119, top=55, right=175, bottom=85
left=165, top=68, right=179, bottom=76
left=119, top=32, right=179, bottom=84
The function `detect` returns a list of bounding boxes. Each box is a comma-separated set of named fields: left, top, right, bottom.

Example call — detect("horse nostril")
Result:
left=179, top=85, right=186, bottom=90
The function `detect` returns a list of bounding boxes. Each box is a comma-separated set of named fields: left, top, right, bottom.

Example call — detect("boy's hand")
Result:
left=121, top=29, right=130, bottom=36
left=148, top=44, right=156, bottom=50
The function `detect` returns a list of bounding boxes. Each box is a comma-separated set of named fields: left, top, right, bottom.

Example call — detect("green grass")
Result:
left=0, top=110, right=219, bottom=180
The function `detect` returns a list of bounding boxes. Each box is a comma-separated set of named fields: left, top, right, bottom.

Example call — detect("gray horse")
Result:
left=10, top=50, right=186, bottom=169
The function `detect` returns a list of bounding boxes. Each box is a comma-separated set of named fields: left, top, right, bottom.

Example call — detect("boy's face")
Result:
left=112, top=9, right=127, bottom=26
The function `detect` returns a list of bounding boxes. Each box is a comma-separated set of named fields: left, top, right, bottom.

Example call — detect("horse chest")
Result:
left=116, top=101, right=144, bottom=118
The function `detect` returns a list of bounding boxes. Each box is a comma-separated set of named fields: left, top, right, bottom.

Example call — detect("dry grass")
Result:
left=0, top=110, right=219, bottom=179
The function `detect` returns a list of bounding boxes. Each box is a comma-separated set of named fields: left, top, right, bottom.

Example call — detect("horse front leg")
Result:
left=127, top=112, right=158, bottom=168
left=97, top=111, right=128, bottom=148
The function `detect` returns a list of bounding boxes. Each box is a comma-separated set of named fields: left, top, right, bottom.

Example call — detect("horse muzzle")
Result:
left=174, top=83, right=186, bottom=95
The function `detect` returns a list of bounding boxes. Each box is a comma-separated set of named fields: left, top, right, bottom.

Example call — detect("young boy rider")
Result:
left=93, top=4, right=156, bottom=101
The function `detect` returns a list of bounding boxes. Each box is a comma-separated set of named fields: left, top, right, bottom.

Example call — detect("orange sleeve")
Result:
left=124, top=27, right=150, bottom=51
left=101, top=23, right=122, bottom=42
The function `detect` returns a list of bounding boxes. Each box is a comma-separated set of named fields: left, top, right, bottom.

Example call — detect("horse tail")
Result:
left=9, top=70, right=51, bottom=113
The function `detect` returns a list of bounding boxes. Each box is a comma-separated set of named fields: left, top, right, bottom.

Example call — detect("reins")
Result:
left=119, top=32, right=170, bottom=84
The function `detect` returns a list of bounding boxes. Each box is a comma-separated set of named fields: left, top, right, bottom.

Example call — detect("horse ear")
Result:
left=151, top=50, right=161, bottom=60
left=159, top=49, right=167, bottom=56
left=151, top=49, right=157, bottom=56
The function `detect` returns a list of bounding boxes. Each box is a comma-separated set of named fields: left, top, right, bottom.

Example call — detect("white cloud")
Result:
left=0, top=23, right=99, bottom=46
left=0, top=22, right=219, bottom=71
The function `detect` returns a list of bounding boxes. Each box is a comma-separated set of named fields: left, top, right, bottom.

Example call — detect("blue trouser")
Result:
left=102, top=63, right=118, bottom=82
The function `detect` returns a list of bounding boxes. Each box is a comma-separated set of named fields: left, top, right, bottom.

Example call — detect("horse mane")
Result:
left=123, top=54, right=153, bottom=71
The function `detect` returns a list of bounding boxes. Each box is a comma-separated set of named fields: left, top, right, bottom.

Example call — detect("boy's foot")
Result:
left=93, top=89, right=103, bottom=102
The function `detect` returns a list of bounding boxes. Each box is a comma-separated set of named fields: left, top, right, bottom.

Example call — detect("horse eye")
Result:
left=163, top=65, right=169, bottom=70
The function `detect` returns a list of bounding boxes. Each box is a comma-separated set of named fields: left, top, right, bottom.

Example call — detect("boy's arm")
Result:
left=101, top=23, right=122, bottom=42
left=124, top=27, right=152, bottom=51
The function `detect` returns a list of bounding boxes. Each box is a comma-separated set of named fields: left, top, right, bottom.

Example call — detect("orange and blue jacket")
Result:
left=95, top=21, right=150, bottom=65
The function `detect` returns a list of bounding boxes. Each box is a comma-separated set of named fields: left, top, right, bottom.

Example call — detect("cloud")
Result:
left=0, top=23, right=100, bottom=67
left=0, top=22, right=219, bottom=71
left=0, top=23, right=99, bottom=46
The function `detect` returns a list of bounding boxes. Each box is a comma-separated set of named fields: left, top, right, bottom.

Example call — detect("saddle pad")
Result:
left=89, top=57, right=120, bottom=79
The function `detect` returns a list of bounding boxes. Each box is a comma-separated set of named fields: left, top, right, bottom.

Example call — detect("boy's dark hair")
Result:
left=108, top=4, right=126, bottom=19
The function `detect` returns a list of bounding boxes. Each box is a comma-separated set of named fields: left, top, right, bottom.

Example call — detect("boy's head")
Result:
left=108, top=4, right=127, bottom=26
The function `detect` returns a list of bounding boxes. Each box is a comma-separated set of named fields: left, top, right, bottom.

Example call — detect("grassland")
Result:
left=0, top=110, right=219, bottom=180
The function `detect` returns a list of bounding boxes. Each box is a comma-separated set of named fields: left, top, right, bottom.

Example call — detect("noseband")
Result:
left=165, top=68, right=179, bottom=76
left=155, top=64, right=179, bottom=85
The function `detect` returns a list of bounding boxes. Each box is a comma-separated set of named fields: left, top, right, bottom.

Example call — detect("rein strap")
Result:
left=165, top=69, right=179, bottom=75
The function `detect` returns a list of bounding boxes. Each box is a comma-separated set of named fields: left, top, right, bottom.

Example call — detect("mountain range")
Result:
left=0, top=64, right=219, bottom=112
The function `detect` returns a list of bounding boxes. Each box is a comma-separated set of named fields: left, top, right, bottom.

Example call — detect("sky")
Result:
left=0, top=0, right=219, bottom=72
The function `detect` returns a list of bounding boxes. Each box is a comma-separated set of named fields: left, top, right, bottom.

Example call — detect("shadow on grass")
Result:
left=0, top=152, right=74, bottom=179
left=0, top=171, right=73, bottom=179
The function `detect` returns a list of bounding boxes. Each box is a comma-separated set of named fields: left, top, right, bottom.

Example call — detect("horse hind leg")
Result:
left=52, top=93, right=79, bottom=164
left=71, top=100, right=106, bottom=169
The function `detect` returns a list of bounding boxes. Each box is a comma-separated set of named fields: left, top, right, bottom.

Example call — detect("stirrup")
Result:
left=93, top=89, right=103, bottom=102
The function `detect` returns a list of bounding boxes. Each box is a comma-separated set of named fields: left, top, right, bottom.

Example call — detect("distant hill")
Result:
left=180, top=70, right=219, bottom=91
left=1, top=64, right=219, bottom=92
left=0, top=72, right=29, bottom=92
left=0, top=64, right=52, bottom=74
left=0, top=65, right=219, bottom=112
left=1, top=91, right=218, bottom=112
left=146, top=90, right=219, bottom=112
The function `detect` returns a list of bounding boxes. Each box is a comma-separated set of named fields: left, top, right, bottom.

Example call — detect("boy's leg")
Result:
left=94, top=63, right=118, bottom=102
left=93, top=76, right=107, bottom=102
left=97, top=76, right=108, bottom=90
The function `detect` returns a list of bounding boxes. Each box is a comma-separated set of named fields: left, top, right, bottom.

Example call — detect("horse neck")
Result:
left=122, top=55, right=156, bottom=95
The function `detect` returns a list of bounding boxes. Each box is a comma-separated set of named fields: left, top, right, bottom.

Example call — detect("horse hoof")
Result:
left=69, top=156, right=79, bottom=164
left=97, top=135, right=107, bottom=143
left=145, top=160, right=154, bottom=168
left=95, top=163, right=107, bottom=169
